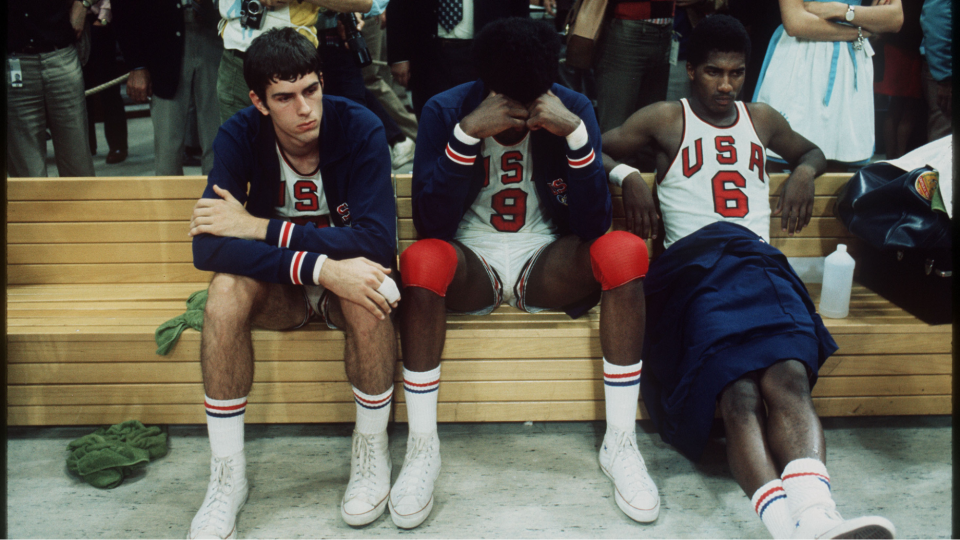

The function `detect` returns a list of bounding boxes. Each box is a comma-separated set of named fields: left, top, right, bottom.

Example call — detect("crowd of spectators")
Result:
left=5, top=0, right=952, bottom=178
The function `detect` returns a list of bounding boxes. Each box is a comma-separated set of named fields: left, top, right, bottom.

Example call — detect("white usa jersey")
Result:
left=659, top=98, right=770, bottom=249
left=455, top=133, right=556, bottom=239
left=274, top=144, right=334, bottom=230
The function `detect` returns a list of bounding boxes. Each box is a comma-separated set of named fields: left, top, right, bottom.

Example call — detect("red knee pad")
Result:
left=590, top=231, right=649, bottom=290
left=400, top=239, right=458, bottom=296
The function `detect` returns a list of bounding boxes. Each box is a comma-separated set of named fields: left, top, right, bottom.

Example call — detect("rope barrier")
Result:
left=84, top=73, right=129, bottom=97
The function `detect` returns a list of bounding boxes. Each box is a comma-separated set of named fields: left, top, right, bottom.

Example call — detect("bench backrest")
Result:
left=7, top=173, right=857, bottom=285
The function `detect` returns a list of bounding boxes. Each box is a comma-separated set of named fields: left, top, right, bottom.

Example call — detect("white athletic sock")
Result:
left=403, top=366, right=441, bottom=435
left=781, top=458, right=835, bottom=518
left=752, top=479, right=795, bottom=539
left=204, top=395, right=246, bottom=458
left=353, top=385, right=393, bottom=435
left=603, top=358, right=642, bottom=433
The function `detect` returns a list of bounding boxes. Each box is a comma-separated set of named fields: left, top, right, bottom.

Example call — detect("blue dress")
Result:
left=753, top=0, right=876, bottom=164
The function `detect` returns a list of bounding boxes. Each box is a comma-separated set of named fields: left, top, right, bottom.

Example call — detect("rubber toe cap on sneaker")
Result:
left=341, top=495, right=388, bottom=527
left=389, top=495, right=434, bottom=529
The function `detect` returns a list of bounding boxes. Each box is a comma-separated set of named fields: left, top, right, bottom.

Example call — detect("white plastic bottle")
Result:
left=819, top=244, right=856, bottom=318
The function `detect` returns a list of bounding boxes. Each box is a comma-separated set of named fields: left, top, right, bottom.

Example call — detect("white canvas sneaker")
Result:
left=791, top=504, right=895, bottom=539
left=341, top=430, right=392, bottom=527
left=391, top=138, right=416, bottom=169
left=598, top=428, right=660, bottom=523
left=389, top=431, right=441, bottom=529
left=187, top=452, right=249, bottom=539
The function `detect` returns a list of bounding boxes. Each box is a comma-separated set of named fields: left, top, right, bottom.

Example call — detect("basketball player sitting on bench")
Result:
left=393, top=17, right=657, bottom=530
left=602, top=15, right=896, bottom=540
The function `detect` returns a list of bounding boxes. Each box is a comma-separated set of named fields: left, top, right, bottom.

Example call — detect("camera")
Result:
left=240, top=0, right=265, bottom=30
left=337, top=12, right=372, bottom=67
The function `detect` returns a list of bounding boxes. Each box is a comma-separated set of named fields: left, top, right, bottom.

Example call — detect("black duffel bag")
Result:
left=835, top=163, right=952, bottom=324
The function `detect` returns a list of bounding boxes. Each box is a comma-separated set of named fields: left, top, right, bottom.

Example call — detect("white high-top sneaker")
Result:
left=187, top=452, right=249, bottom=539
left=598, top=427, right=660, bottom=523
left=341, top=430, right=392, bottom=526
left=791, top=503, right=896, bottom=539
left=389, top=431, right=441, bottom=529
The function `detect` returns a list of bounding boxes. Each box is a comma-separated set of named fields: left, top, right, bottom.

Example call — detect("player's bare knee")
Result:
left=205, top=273, right=264, bottom=324
left=762, top=360, right=812, bottom=401
left=720, top=378, right=764, bottom=421
left=400, top=238, right=458, bottom=296
left=590, top=231, right=649, bottom=291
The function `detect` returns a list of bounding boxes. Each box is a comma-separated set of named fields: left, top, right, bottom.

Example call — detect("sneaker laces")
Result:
left=395, top=435, right=437, bottom=498
left=346, top=433, right=383, bottom=498
left=609, top=430, right=656, bottom=492
left=194, top=458, right=238, bottom=533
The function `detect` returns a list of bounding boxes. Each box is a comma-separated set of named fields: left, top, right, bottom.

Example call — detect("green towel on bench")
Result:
left=66, top=420, right=169, bottom=489
left=155, top=289, right=207, bottom=355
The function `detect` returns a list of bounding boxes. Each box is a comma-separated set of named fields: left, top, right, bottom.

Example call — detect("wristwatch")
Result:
left=845, top=5, right=855, bottom=22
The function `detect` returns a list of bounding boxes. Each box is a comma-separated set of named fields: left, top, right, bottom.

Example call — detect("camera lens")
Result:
left=246, top=0, right=262, bottom=15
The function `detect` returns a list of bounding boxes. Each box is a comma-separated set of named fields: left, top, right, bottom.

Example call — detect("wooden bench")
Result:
left=7, top=173, right=951, bottom=426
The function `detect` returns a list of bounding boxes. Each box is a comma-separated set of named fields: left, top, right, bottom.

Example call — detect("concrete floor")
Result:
left=6, top=417, right=952, bottom=539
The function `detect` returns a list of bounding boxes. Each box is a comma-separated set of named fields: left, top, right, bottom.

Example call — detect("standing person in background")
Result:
left=726, top=0, right=780, bottom=103
left=920, top=0, right=951, bottom=140
left=83, top=0, right=130, bottom=165
left=7, top=0, right=97, bottom=177
left=215, top=0, right=373, bottom=123
left=115, top=0, right=223, bottom=175
left=872, top=0, right=924, bottom=159
left=592, top=0, right=676, bottom=134
left=664, top=0, right=718, bottom=102
left=386, top=0, right=529, bottom=117
left=753, top=0, right=903, bottom=167
left=360, top=6, right=420, bottom=159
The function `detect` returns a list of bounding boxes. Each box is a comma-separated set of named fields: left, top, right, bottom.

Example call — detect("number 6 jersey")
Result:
left=658, top=98, right=770, bottom=249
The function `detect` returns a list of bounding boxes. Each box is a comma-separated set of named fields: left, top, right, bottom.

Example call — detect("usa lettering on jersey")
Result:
left=658, top=99, right=772, bottom=248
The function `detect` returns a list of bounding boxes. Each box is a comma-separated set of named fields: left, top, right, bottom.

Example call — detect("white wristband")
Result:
left=312, top=254, right=328, bottom=285
left=565, top=119, right=589, bottom=151
left=454, top=123, right=480, bottom=145
left=376, top=276, right=401, bottom=304
left=609, top=163, right=641, bottom=187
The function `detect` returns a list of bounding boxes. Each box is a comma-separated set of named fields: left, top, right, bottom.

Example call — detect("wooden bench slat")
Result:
left=7, top=176, right=207, bottom=201
left=8, top=394, right=948, bottom=426
left=8, top=263, right=211, bottom=285
left=8, top=243, right=193, bottom=265
left=8, top=222, right=191, bottom=244
left=9, top=200, right=196, bottom=222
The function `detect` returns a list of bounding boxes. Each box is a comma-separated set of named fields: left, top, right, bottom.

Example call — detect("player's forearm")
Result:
left=793, top=146, right=827, bottom=179
left=193, top=234, right=325, bottom=286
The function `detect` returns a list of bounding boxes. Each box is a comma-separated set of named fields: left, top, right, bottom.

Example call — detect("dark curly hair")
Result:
left=244, top=27, right=323, bottom=103
left=686, top=14, right=751, bottom=68
left=472, top=17, right=560, bottom=104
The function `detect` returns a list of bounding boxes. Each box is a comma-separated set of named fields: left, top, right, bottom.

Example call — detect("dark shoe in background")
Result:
left=106, top=149, right=128, bottom=164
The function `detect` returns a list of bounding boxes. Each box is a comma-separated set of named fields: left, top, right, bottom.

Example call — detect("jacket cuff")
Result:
left=445, top=123, right=481, bottom=166
left=566, top=139, right=596, bottom=169
left=287, top=251, right=321, bottom=286
left=266, top=219, right=297, bottom=248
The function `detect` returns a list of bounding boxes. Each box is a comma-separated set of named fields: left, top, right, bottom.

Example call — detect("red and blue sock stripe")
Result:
left=404, top=378, right=440, bottom=394
left=205, top=398, right=247, bottom=419
left=783, top=471, right=831, bottom=491
left=604, top=367, right=641, bottom=387
left=754, top=485, right=787, bottom=519
left=354, top=389, right=393, bottom=410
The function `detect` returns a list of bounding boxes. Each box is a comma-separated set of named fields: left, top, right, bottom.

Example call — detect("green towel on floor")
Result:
left=67, top=420, right=169, bottom=489
left=155, top=289, right=207, bottom=355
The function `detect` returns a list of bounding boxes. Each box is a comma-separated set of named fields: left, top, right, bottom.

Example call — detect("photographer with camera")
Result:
left=216, top=0, right=374, bottom=123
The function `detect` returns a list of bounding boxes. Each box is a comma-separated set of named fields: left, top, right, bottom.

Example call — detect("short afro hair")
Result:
left=472, top=17, right=561, bottom=104
left=686, top=14, right=751, bottom=68
left=244, top=27, right=323, bottom=102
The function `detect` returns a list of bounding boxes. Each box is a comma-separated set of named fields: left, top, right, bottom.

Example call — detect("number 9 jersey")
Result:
left=658, top=98, right=770, bottom=250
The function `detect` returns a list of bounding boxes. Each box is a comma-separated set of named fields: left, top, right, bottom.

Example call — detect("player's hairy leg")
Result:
left=719, top=374, right=782, bottom=496
left=201, top=273, right=306, bottom=400
left=327, top=296, right=398, bottom=396
left=759, top=359, right=826, bottom=466
left=399, top=241, right=495, bottom=372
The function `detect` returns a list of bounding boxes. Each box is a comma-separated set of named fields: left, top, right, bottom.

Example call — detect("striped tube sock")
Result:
left=204, top=395, right=246, bottom=458
left=403, top=366, right=441, bottom=435
left=752, top=479, right=794, bottom=539
left=781, top=458, right=835, bottom=519
left=603, top=358, right=642, bottom=432
left=354, top=386, right=393, bottom=435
